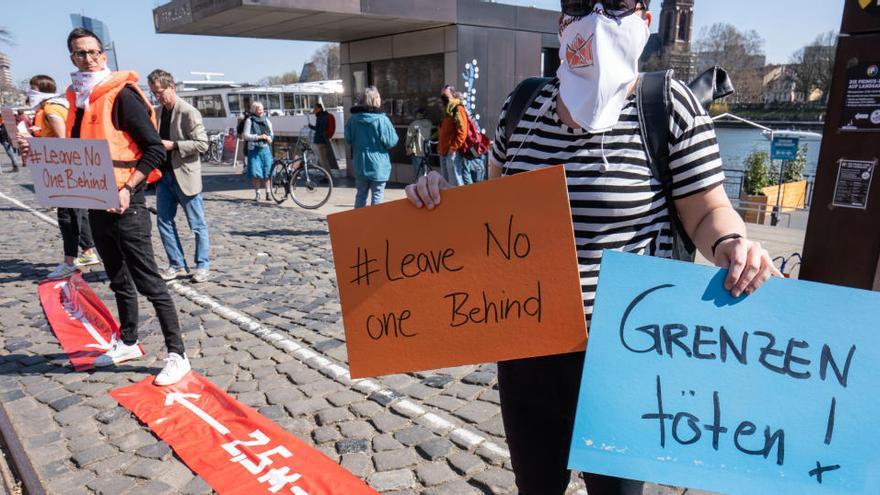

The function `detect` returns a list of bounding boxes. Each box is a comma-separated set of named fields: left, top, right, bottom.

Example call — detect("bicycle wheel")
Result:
left=290, top=165, right=333, bottom=209
left=269, top=161, right=290, bottom=204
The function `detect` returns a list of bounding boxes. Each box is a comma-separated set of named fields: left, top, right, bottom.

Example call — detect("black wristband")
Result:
left=711, top=233, right=743, bottom=257
left=121, top=183, right=134, bottom=193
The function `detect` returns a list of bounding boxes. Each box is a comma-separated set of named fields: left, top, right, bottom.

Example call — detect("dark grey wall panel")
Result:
left=514, top=6, right=558, bottom=33
left=457, top=0, right=516, bottom=29
left=362, top=0, right=456, bottom=22
left=457, top=24, right=516, bottom=139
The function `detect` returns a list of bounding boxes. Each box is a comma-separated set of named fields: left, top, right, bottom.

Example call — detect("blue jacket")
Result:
left=344, top=106, right=398, bottom=181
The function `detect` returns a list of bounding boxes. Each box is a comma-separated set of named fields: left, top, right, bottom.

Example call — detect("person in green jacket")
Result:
left=344, top=86, right=399, bottom=208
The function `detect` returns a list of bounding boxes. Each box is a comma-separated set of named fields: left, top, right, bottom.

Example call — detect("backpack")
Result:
left=324, top=112, right=336, bottom=140
left=456, top=105, right=491, bottom=160
left=236, top=112, right=251, bottom=136
left=504, top=66, right=734, bottom=262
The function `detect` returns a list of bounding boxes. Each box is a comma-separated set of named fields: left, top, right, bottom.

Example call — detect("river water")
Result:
left=714, top=126, right=822, bottom=176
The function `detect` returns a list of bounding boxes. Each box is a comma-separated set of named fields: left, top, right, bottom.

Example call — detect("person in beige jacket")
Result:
left=147, top=69, right=211, bottom=283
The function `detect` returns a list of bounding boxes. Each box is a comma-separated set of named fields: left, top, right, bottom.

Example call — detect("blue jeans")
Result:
left=440, top=153, right=464, bottom=186
left=156, top=172, right=210, bottom=270
left=462, top=156, right=486, bottom=185
left=354, top=177, right=386, bottom=208
left=1, top=139, right=20, bottom=169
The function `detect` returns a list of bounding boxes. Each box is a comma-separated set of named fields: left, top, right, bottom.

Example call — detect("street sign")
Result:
left=771, top=136, right=800, bottom=160
left=568, top=251, right=880, bottom=495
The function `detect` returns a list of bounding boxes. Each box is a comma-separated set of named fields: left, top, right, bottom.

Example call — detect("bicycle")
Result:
left=268, top=127, right=333, bottom=209
left=201, top=133, right=224, bottom=163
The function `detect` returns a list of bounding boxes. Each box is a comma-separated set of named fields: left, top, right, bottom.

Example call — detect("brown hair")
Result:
left=29, top=75, right=57, bottom=93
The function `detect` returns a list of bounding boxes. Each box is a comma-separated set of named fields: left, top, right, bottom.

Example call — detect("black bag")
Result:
left=236, top=112, right=252, bottom=137
left=504, top=66, right=735, bottom=262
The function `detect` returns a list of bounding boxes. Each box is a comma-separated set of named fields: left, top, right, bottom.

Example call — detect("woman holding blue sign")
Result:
left=406, top=0, right=781, bottom=493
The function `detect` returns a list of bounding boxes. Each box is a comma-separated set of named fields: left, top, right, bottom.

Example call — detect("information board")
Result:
left=832, top=159, right=875, bottom=209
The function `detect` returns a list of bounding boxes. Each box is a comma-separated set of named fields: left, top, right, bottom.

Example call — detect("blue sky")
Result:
left=1, top=0, right=843, bottom=90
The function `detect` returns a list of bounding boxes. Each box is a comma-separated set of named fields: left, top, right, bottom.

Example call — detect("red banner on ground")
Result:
left=37, top=273, right=126, bottom=371
left=111, top=372, right=379, bottom=495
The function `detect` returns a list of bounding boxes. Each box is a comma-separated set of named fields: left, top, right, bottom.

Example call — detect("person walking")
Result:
left=0, top=115, right=20, bottom=173
left=23, top=27, right=191, bottom=386
left=453, top=90, right=486, bottom=185
left=406, top=1, right=782, bottom=493
left=308, top=102, right=338, bottom=172
left=344, top=86, right=398, bottom=208
left=147, top=69, right=211, bottom=283
left=405, top=107, right=432, bottom=178
left=22, top=74, right=100, bottom=279
left=242, top=101, right=274, bottom=201
left=437, top=85, right=468, bottom=186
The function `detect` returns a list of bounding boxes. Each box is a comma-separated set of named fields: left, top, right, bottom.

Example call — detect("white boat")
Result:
left=177, top=79, right=345, bottom=140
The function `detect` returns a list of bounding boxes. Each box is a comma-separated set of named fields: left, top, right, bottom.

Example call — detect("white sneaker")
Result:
left=154, top=353, right=191, bottom=386
left=94, top=339, right=144, bottom=367
left=74, top=252, right=101, bottom=267
left=159, top=266, right=187, bottom=281
left=46, top=262, right=78, bottom=280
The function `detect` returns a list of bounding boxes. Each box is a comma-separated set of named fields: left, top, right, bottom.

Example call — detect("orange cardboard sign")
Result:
left=328, top=166, right=588, bottom=378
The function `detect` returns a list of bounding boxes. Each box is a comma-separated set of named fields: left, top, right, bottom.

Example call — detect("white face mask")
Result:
left=70, top=68, right=112, bottom=110
left=26, top=89, right=59, bottom=109
left=556, top=5, right=650, bottom=132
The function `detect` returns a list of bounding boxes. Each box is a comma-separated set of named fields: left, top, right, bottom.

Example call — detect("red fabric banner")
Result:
left=37, top=272, right=130, bottom=371
left=111, top=372, right=379, bottom=495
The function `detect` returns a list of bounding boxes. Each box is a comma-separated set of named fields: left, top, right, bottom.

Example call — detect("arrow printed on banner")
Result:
left=54, top=280, right=112, bottom=351
left=164, top=393, right=231, bottom=435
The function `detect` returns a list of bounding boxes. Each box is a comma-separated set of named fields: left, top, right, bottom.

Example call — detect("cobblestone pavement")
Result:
left=0, top=161, right=703, bottom=495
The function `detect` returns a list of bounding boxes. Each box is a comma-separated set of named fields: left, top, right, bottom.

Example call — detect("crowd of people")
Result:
left=3, top=1, right=786, bottom=492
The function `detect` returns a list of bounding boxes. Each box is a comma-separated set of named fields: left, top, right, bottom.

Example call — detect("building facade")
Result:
left=640, top=0, right=696, bottom=81
left=153, top=0, right=559, bottom=182
left=0, top=52, right=12, bottom=89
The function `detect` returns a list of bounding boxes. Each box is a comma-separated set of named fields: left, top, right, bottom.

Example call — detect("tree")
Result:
left=309, top=43, right=340, bottom=80
left=0, top=26, right=12, bottom=45
left=695, top=23, right=766, bottom=103
left=258, top=71, right=300, bottom=85
left=788, top=31, right=837, bottom=103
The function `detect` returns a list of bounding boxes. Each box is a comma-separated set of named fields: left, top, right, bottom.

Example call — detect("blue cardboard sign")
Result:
left=771, top=136, right=800, bottom=161
left=569, top=251, right=880, bottom=495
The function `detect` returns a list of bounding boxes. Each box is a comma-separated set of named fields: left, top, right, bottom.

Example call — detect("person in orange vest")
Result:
left=64, top=27, right=190, bottom=385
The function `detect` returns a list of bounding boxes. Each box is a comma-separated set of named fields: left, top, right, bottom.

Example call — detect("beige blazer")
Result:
left=157, top=96, right=208, bottom=196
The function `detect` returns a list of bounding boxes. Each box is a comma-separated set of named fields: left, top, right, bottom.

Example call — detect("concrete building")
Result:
left=0, top=52, right=13, bottom=89
left=153, top=0, right=559, bottom=182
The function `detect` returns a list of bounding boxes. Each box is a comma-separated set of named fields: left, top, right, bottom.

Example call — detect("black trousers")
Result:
left=57, top=208, right=94, bottom=258
left=498, top=351, right=639, bottom=495
left=88, top=192, right=185, bottom=355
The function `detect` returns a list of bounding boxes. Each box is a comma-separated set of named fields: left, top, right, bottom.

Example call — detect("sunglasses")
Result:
left=561, top=0, right=648, bottom=18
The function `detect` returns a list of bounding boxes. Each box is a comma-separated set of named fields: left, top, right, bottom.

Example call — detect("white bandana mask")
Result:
left=556, top=6, right=650, bottom=132
left=27, top=89, right=60, bottom=109
left=70, top=68, right=112, bottom=110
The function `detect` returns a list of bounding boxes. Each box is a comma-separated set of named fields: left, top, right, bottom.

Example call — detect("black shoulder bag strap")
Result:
left=505, top=77, right=553, bottom=149
left=637, top=70, right=697, bottom=261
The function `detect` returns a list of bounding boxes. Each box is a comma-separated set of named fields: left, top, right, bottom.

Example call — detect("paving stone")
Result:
left=416, top=461, right=459, bottom=486
left=424, top=394, right=466, bottom=412
left=422, top=374, right=454, bottom=388
left=422, top=479, right=482, bottom=495
left=349, top=400, right=383, bottom=418
left=340, top=452, right=371, bottom=477
left=71, top=443, right=117, bottom=467
left=180, top=475, right=213, bottom=495
left=336, top=438, right=369, bottom=454
left=284, top=397, right=328, bottom=416
left=372, top=433, right=404, bottom=452
left=326, top=389, right=362, bottom=407
left=462, top=371, right=496, bottom=386
left=95, top=406, right=129, bottom=424
left=371, top=412, right=409, bottom=433
left=393, top=426, right=434, bottom=447
left=367, top=469, right=417, bottom=492
left=368, top=389, right=404, bottom=406
left=417, top=437, right=454, bottom=460
left=227, top=381, right=257, bottom=393
left=316, top=406, right=354, bottom=426
left=137, top=441, right=173, bottom=461
left=55, top=405, right=97, bottom=426
left=448, top=452, right=485, bottom=476
left=111, top=429, right=156, bottom=451
left=126, top=458, right=173, bottom=479
left=339, top=419, right=374, bottom=439
left=373, top=448, right=419, bottom=471
left=157, top=460, right=197, bottom=489
left=471, top=467, right=516, bottom=494
left=125, top=480, right=176, bottom=495
left=312, top=426, right=341, bottom=444
left=453, top=400, right=498, bottom=424
left=87, top=474, right=139, bottom=495
left=39, top=459, right=70, bottom=479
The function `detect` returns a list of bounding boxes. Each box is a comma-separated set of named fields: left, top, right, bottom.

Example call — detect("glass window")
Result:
left=283, top=93, right=295, bottom=113
left=269, top=94, right=282, bottom=111
left=193, top=94, right=226, bottom=118
left=370, top=53, right=444, bottom=126
left=227, top=94, right=240, bottom=114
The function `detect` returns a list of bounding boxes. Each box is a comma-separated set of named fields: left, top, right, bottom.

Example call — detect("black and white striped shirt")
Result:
left=489, top=78, right=725, bottom=317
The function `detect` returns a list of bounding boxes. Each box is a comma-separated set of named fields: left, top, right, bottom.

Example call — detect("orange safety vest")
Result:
left=33, top=109, right=44, bottom=137
left=65, top=70, right=162, bottom=189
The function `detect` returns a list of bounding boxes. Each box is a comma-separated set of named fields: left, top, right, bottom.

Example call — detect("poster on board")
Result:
left=26, top=137, right=120, bottom=209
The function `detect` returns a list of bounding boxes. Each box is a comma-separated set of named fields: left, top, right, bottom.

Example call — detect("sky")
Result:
left=0, top=0, right=844, bottom=90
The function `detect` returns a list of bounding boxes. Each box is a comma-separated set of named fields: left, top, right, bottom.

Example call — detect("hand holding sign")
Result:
left=329, top=166, right=588, bottom=378
left=568, top=251, right=880, bottom=495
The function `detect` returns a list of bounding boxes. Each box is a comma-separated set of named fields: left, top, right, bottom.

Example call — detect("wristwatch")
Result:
left=122, top=183, right=134, bottom=193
